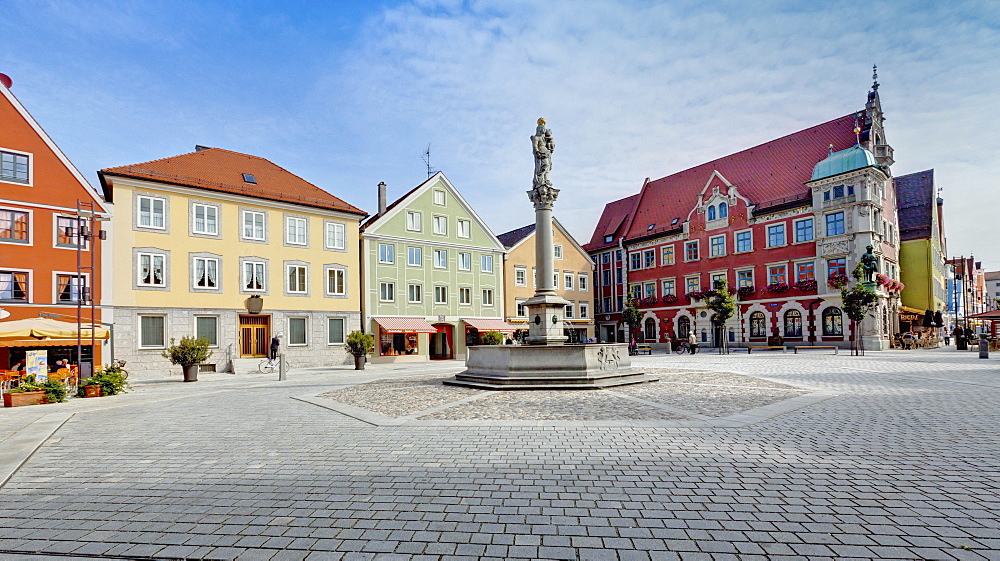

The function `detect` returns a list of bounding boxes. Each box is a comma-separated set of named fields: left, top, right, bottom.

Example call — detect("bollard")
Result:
left=980, top=336, right=989, bottom=359
left=278, top=353, right=287, bottom=380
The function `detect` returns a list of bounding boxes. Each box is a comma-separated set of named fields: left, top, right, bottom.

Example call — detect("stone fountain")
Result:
left=445, top=119, right=657, bottom=390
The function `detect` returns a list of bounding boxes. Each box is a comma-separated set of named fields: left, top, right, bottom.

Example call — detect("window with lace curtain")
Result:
left=0, top=209, right=29, bottom=243
left=193, top=257, right=218, bottom=289
left=138, top=253, right=165, bottom=287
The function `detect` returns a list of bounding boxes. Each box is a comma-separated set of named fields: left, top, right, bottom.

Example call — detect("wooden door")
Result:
left=239, top=315, right=270, bottom=357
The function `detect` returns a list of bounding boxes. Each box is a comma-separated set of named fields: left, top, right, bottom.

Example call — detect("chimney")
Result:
left=377, top=182, right=387, bottom=216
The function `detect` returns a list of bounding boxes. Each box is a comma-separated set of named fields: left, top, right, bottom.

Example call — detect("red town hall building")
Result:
left=586, top=78, right=903, bottom=350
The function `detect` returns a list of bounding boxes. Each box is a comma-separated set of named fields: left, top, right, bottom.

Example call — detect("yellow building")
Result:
left=498, top=219, right=594, bottom=342
left=98, top=147, right=367, bottom=376
left=896, top=170, right=948, bottom=330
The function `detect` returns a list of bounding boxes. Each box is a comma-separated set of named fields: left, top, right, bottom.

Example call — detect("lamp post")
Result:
left=64, top=201, right=108, bottom=377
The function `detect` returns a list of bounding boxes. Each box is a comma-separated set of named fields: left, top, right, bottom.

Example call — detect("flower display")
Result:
left=827, top=274, right=850, bottom=290
left=794, top=279, right=818, bottom=291
left=736, top=286, right=756, bottom=298
left=661, top=294, right=678, bottom=303
left=766, top=282, right=790, bottom=293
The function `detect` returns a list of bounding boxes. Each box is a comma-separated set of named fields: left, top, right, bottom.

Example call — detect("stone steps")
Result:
left=445, top=372, right=659, bottom=390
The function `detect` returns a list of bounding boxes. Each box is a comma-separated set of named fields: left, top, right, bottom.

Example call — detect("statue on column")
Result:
left=531, top=118, right=555, bottom=189
left=860, top=244, right=879, bottom=283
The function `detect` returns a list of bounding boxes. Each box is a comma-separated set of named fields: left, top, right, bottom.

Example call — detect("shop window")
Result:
left=784, top=309, right=802, bottom=337
left=677, top=316, right=691, bottom=338
left=749, top=312, right=766, bottom=337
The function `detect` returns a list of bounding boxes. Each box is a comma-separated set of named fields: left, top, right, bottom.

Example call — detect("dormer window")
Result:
left=242, top=173, right=256, bottom=184
left=671, top=218, right=679, bottom=225
left=603, top=235, right=613, bottom=243
left=707, top=206, right=717, bottom=220
left=719, top=202, right=728, bottom=218
left=824, top=185, right=855, bottom=201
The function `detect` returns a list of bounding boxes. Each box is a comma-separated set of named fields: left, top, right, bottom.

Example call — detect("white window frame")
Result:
left=459, top=286, right=472, bottom=305
left=434, top=285, right=448, bottom=305
left=379, top=282, right=395, bottom=302
left=378, top=243, right=395, bottom=264
left=661, top=244, right=675, bottom=266
left=793, top=217, right=814, bottom=243
left=564, top=302, right=574, bottom=318
left=433, top=189, right=446, bottom=206
left=433, top=215, right=447, bottom=235
left=407, top=246, right=422, bottom=267
left=457, top=219, right=471, bottom=238
left=192, top=203, right=219, bottom=236
left=285, top=216, right=307, bottom=246
left=137, top=195, right=166, bottom=230
left=482, top=288, right=494, bottom=307
left=192, top=256, right=219, bottom=290
left=684, top=240, right=699, bottom=262
left=481, top=254, right=494, bottom=273
left=435, top=249, right=448, bottom=269
left=325, top=221, right=346, bottom=250
left=325, top=267, right=346, bottom=296
left=242, top=210, right=266, bottom=241
left=327, top=318, right=346, bottom=345
left=734, top=229, right=753, bottom=253
left=408, top=283, right=422, bottom=303
left=579, top=302, right=589, bottom=319
left=458, top=252, right=471, bottom=271
left=554, top=245, right=563, bottom=259
left=662, top=278, right=676, bottom=296
left=685, top=275, right=700, bottom=294
left=578, top=274, right=588, bottom=291
left=137, top=252, right=167, bottom=287
left=138, top=314, right=166, bottom=349
left=564, top=273, right=574, bottom=290
left=736, top=268, right=754, bottom=288
left=709, top=235, right=726, bottom=257
left=515, top=267, right=527, bottom=287
left=766, top=223, right=786, bottom=248
left=286, top=264, right=308, bottom=294
left=243, top=261, right=266, bottom=292
left=516, top=298, right=527, bottom=317
left=194, top=315, right=219, bottom=348
left=0, top=148, right=32, bottom=186
left=406, top=211, right=422, bottom=232
left=287, top=317, right=308, bottom=347
left=54, top=271, right=88, bottom=303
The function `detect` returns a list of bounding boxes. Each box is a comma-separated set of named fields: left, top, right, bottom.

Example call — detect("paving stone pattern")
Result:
left=1, top=349, right=999, bottom=560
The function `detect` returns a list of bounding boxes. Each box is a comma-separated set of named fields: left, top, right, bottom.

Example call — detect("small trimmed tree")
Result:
left=706, top=280, right=737, bottom=354
left=622, top=299, right=643, bottom=346
left=842, top=263, right=879, bottom=356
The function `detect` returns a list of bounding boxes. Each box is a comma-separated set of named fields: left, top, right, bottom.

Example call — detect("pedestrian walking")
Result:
left=270, top=333, right=281, bottom=360
left=688, top=331, right=698, bottom=354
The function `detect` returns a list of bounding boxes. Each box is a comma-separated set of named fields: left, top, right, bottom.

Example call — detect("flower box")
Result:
left=4, top=390, right=46, bottom=408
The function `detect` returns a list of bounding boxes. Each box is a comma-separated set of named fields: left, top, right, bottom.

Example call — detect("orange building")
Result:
left=0, top=74, right=110, bottom=372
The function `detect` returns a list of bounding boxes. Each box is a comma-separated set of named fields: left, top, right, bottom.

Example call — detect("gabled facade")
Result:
left=499, top=219, right=594, bottom=342
left=588, top=78, right=904, bottom=349
left=896, top=169, right=949, bottom=331
left=360, top=172, right=508, bottom=362
left=0, top=76, right=110, bottom=370
left=98, top=147, right=367, bottom=376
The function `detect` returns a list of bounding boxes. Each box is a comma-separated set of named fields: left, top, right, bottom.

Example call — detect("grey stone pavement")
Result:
left=0, top=348, right=998, bottom=560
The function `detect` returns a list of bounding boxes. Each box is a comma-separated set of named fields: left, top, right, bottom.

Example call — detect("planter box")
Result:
left=4, top=390, right=46, bottom=407
left=82, top=385, right=102, bottom=398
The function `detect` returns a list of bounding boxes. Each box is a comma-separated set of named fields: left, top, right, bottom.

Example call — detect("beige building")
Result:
left=498, top=219, right=594, bottom=342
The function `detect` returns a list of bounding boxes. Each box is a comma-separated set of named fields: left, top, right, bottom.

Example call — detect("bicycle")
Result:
left=259, top=356, right=280, bottom=373
left=673, top=342, right=699, bottom=355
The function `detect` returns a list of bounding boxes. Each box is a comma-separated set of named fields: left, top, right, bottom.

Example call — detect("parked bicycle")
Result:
left=258, top=356, right=281, bottom=373
left=673, top=341, right=699, bottom=355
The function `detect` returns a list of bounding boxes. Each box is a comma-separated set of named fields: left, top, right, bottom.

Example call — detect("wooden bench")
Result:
left=793, top=345, right=839, bottom=355
left=635, top=344, right=653, bottom=355
left=747, top=346, right=786, bottom=353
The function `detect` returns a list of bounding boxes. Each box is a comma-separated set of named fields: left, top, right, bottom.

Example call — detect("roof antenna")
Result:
left=872, top=64, right=879, bottom=91
left=421, top=144, right=437, bottom=178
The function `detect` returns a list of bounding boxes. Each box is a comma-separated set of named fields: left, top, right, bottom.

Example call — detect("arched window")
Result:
left=749, top=311, right=766, bottom=337
left=823, top=307, right=844, bottom=336
left=784, top=309, right=802, bottom=337
left=677, top=316, right=691, bottom=338
left=707, top=205, right=717, bottom=220
left=644, top=318, right=656, bottom=341
left=719, top=202, right=728, bottom=218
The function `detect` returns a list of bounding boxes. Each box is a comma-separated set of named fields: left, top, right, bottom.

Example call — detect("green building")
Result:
left=896, top=169, right=948, bottom=331
left=360, top=172, right=510, bottom=362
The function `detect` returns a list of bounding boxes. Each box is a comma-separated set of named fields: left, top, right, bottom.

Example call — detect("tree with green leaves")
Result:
left=842, top=263, right=880, bottom=355
left=706, top=280, right=737, bottom=354
left=621, top=299, right=643, bottom=350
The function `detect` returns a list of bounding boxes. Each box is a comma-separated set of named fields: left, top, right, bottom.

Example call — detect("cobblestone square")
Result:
left=1, top=349, right=999, bottom=560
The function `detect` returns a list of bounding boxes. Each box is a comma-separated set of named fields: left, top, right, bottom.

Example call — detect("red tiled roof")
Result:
left=98, top=147, right=366, bottom=216
left=583, top=194, right=640, bottom=252
left=623, top=114, right=859, bottom=241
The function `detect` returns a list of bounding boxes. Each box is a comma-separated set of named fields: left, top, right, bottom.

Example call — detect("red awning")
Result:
left=966, top=310, right=1000, bottom=320
left=373, top=317, right=438, bottom=333
left=462, top=318, right=518, bottom=332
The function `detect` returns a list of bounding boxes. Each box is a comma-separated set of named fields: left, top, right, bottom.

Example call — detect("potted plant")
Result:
left=78, top=363, right=129, bottom=397
left=344, top=331, right=375, bottom=370
left=162, top=336, right=212, bottom=382
left=4, top=375, right=47, bottom=407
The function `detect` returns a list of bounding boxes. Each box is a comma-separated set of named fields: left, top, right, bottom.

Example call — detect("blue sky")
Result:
left=3, top=0, right=999, bottom=264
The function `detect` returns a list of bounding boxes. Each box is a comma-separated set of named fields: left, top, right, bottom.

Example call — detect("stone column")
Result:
left=523, top=118, right=569, bottom=345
